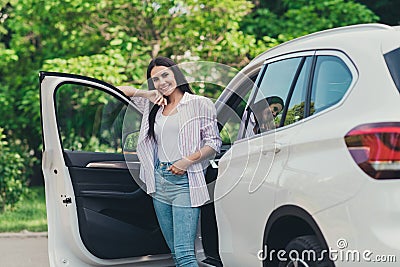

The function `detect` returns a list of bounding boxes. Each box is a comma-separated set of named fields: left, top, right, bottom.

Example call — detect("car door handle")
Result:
left=86, top=161, right=140, bottom=170
left=262, top=143, right=282, bottom=155
left=274, top=143, right=282, bottom=153
left=80, top=188, right=145, bottom=199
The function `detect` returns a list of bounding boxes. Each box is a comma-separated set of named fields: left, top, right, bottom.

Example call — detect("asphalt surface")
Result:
left=0, top=231, right=49, bottom=267
left=0, top=231, right=213, bottom=267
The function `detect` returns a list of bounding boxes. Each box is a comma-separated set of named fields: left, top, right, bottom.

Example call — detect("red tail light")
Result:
left=345, top=122, right=400, bottom=179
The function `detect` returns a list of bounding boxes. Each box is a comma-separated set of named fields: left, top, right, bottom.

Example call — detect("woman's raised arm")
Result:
left=117, top=86, right=167, bottom=106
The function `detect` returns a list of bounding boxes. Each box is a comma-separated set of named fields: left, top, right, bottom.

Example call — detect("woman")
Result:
left=118, top=57, right=222, bottom=267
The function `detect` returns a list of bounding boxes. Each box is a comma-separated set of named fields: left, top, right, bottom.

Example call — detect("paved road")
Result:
left=0, top=231, right=214, bottom=267
left=0, top=232, right=49, bottom=267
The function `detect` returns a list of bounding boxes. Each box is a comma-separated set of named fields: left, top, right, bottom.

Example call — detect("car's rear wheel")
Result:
left=278, top=235, right=332, bottom=267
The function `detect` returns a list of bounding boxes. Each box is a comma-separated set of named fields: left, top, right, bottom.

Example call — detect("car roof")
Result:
left=245, top=23, right=400, bottom=70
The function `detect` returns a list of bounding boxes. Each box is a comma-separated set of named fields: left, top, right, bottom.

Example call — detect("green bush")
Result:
left=0, top=128, right=29, bottom=212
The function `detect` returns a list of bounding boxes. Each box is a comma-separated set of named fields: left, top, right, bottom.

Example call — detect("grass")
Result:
left=0, top=186, right=47, bottom=232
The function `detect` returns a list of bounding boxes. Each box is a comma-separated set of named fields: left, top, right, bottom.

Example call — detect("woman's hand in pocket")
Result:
left=168, top=158, right=192, bottom=175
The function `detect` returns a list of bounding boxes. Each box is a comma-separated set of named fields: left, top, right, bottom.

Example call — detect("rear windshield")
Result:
left=384, top=47, right=400, bottom=93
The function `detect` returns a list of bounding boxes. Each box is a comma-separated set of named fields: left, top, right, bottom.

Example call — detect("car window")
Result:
left=55, top=83, right=142, bottom=153
left=220, top=89, right=252, bottom=143
left=384, top=47, right=400, bottom=93
left=283, top=57, right=313, bottom=126
left=219, top=75, right=257, bottom=143
left=310, top=55, right=352, bottom=115
left=242, top=57, right=304, bottom=137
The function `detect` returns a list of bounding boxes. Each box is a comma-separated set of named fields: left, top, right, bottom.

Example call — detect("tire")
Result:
left=277, top=235, right=333, bottom=267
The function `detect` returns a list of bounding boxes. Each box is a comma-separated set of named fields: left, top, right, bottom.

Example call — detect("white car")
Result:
left=41, top=23, right=400, bottom=267
left=215, top=23, right=400, bottom=267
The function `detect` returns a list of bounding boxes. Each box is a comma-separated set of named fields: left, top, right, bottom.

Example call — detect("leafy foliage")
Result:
left=0, top=0, right=383, bottom=192
left=242, top=0, right=379, bottom=43
left=0, top=128, right=29, bottom=211
left=344, top=0, right=400, bottom=25
left=279, top=0, right=379, bottom=41
left=284, top=102, right=315, bottom=126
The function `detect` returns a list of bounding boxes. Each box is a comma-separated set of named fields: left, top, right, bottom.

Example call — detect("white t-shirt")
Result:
left=154, top=112, right=182, bottom=162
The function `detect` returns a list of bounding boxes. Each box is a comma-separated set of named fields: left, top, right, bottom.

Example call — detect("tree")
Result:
left=355, top=0, right=400, bottom=25
left=0, top=0, right=259, bottom=185
left=241, top=0, right=379, bottom=43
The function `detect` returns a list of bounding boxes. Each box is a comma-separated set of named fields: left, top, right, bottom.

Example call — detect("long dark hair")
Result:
left=147, top=57, right=194, bottom=140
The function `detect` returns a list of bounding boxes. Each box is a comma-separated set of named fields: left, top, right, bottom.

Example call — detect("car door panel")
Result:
left=215, top=53, right=314, bottom=266
left=67, top=154, right=165, bottom=259
left=40, top=72, right=172, bottom=266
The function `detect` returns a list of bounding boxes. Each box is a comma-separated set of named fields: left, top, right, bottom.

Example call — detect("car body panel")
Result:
left=215, top=24, right=400, bottom=266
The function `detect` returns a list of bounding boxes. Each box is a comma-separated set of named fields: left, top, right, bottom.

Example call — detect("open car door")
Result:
left=40, top=72, right=173, bottom=267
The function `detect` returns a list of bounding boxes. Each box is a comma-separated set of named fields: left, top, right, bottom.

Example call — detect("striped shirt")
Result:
left=131, top=92, right=222, bottom=207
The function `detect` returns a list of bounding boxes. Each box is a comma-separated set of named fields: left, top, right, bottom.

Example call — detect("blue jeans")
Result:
left=153, top=160, right=200, bottom=267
